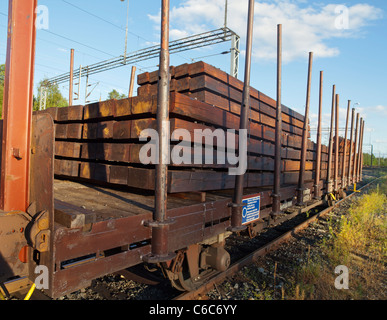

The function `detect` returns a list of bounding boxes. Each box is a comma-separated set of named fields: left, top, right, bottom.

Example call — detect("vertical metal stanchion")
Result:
left=314, top=71, right=323, bottom=199
left=1, top=0, right=37, bottom=211
left=334, top=94, right=339, bottom=193
left=230, top=0, right=255, bottom=231
left=326, top=85, right=336, bottom=194
left=356, top=118, right=364, bottom=183
left=353, top=113, right=359, bottom=183
left=271, top=24, right=282, bottom=216
left=341, top=100, right=350, bottom=189
left=348, top=108, right=355, bottom=186
left=143, top=0, right=176, bottom=263
left=359, top=121, right=365, bottom=181
left=297, top=52, right=313, bottom=206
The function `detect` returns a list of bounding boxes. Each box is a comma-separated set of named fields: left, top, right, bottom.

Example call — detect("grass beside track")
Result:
left=213, top=173, right=387, bottom=300
left=293, top=176, right=387, bottom=300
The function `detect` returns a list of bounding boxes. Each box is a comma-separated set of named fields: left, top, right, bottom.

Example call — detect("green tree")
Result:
left=107, top=89, right=126, bottom=100
left=33, top=79, right=68, bottom=111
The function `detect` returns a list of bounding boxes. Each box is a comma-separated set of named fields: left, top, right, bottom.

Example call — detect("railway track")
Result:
left=173, top=175, right=382, bottom=300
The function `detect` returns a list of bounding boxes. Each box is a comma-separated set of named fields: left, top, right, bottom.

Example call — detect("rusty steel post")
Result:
left=296, top=52, right=313, bottom=206
left=143, top=0, right=175, bottom=263
left=326, top=85, right=336, bottom=193
left=128, top=65, right=136, bottom=98
left=341, top=100, right=350, bottom=189
left=230, top=0, right=254, bottom=231
left=347, top=108, right=355, bottom=185
left=360, top=121, right=365, bottom=181
left=271, top=24, right=282, bottom=216
left=341, top=100, right=351, bottom=189
left=334, top=94, right=339, bottom=193
left=353, top=113, right=359, bottom=183
left=69, top=49, right=74, bottom=106
left=314, top=71, right=323, bottom=199
left=0, top=0, right=37, bottom=212
left=356, top=118, right=364, bottom=183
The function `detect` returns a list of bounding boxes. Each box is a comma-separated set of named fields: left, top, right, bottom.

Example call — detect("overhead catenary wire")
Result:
left=45, top=27, right=238, bottom=86
left=1, top=10, right=117, bottom=58
left=60, top=0, right=149, bottom=42
left=41, top=29, right=117, bottom=58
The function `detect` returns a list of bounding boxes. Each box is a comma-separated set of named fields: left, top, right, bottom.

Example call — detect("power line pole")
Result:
left=224, top=0, right=228, bottom=29
left=224, top=0, right=239, bottom=78
left=73, top=65, right=82, bottom=102
left=124, top=0, right=129, bottom=64
left=128, top=65, right=136, bottom=98
left=230, top=34, right=240, bottom=78
left=69, top=49, right=74, bottom=106
left=39, top=85, right=47, bottom=110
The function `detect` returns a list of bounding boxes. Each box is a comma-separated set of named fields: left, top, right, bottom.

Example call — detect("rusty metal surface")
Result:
left=297, top=52, right=313, bottom=205
left=30, top=114, right=54, bottom=223
left=326, top=85, right=336, bottom=193
left=143, top=0, right=176, bottom=264
left=348, top=108, right=355, bottom=185
left=359, top=121, right=365, bottom=180
left=0, top=211, right=30, bottom=283
left=231, top=0, right=254, bottom=230
left=314, top=71, right=323, bottom=199
left=357, top=118, right=364, bottom=183
left=342, top=101, right=350, bottom=188
left=353, top=113, right=359, bottom=182
left=334, top=94, right=339, bottom=192
left=0, top=113, right=54, bottom=287
left=272, top=24, right=282, bottom=215
left=28, top=113, right=55, bottom=293
left=1, top=0, right=37, bottom=212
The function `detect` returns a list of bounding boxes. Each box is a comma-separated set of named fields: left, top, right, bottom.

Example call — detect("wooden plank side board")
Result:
left=57, top=105, right=84, bottom=122
left=32, top=57, right=351, bottom=195
left=54, top=158, right=319, bottom=193
left=137, top=61, right=306, bottom=122
left=138, top=84, right=306, bottom=135
left=47, top=93, right=316, bottom=152
left=54, top=137, right=327, bottom=170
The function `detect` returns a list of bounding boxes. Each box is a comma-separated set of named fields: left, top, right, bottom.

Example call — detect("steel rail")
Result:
left=174, top=175, right=382, bottom=300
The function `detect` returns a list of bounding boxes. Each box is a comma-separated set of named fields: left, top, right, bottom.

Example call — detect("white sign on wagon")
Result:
left=242, top=195, right=260, bottom=225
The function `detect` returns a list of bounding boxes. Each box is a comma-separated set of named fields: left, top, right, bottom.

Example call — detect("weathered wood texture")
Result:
left=137, top=61, right=309, bottom=136
left=34, top=61, right=354, bottom=194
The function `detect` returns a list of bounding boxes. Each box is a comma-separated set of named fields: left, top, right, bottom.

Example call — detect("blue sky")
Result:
left=0, top=0, right=386, bottom=155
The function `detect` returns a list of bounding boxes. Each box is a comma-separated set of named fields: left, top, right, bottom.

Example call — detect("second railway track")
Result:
left=174, top=174, right=383, bottom=300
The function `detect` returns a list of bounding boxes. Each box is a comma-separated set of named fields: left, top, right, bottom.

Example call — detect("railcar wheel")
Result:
left=174, top=268, right=213, bottom=292
left=164, top=243, right=230, bottom=292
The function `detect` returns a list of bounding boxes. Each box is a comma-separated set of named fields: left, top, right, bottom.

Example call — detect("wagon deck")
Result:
left=53, top=178, right=228, bottom=222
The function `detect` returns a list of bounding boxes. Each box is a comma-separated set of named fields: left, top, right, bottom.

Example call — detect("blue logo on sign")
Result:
left=242, top=195, right=260, bottom=225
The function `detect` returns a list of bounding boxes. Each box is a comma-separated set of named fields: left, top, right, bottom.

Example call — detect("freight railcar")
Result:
left=0, top=0, right=364, bottom=299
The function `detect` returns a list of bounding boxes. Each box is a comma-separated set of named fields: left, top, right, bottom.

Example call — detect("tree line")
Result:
left=0, top=63, right=127, bottom=118
left=363, top=153, right=387, bottom=167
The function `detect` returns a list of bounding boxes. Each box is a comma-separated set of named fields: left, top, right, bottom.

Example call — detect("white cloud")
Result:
left=149, top=0, right=383, bottom=62
left=364, top=105, right=387, bottom=117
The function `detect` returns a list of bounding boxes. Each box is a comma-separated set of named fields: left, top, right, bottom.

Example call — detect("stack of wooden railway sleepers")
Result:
left=34, top=61, right=354, bottom=210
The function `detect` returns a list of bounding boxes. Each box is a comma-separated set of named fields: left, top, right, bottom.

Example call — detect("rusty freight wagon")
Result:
left=0, top=0, right=364, bottom=299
